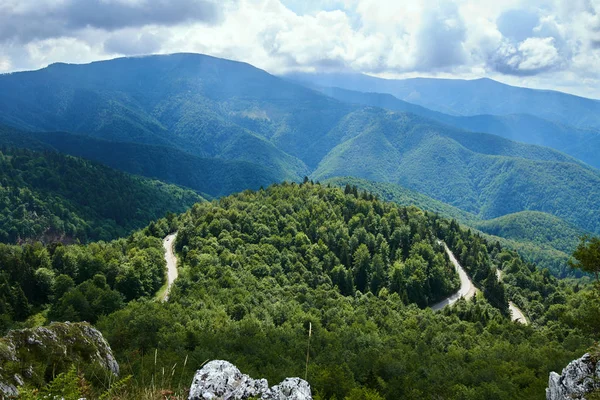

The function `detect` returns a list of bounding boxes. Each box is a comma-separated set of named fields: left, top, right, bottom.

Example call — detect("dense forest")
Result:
left=0, top=182, right=598, bottom=399
left=91, top=184, right=599, bottom=399
left=0, top=213, right=179, bottom=334
left=326, top=177, right=584, bottom=278
left=0, top=147, right=202, bottom=243
left=0, top=54, right=598, bottom=275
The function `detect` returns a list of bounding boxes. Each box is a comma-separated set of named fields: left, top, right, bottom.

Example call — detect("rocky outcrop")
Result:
left=0, top=322, right=118, bottom=398
left=546, top=353, right=600, bottom=400
left=189, top=360, right=312, bottom=400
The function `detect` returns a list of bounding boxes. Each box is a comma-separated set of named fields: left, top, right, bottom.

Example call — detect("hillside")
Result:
left=0, top=182, right=597, bottom=398
left=326, top=177, right=582, bottom=276
left=324, top=177, right=479, bottom=224
left=0, top=125, right=284, bottom=198
left=0, top=147, right=202, bottom=243
left=314, top=110, right=600, bottom=235
left=314, top=86, right=600, bottom=169
left=95, top=183, right=596, bottom=399
left=474, top=211, right=584, bottom=255
left=286, top=72, right=600, bottom=129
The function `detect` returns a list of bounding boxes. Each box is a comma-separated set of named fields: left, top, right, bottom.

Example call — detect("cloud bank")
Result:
left=1, top=0, right=600, bottom=98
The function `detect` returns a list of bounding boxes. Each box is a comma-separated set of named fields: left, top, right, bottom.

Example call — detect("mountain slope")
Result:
left=0, top=54, right=357, bottom=172
left=285, top=72, right=600, bottom=129
left=474, top=211, right=584, bottom=255
left=1, top=53, right=598, bottom=246
left=0, top=124, right=286, bottom=198
left=314, top=110, right=600, bottom=235
left=0, top=146, right=202, bottom=243
left=96, top=183, right=594, bottom=399
left=314, top=86, right=600, bottom=169
left=326, top=177, right=581, bottom=276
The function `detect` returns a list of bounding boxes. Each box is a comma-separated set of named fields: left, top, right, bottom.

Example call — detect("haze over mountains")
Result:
left=0, top=53, right=599, bottom=276
left=285, top=72, right=600, bottom=129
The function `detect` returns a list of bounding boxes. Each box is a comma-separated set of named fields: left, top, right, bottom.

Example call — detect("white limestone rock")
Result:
left=189, top=360, right=312, bottom=400
left=264, top=378, right=312, bottom=400
left=546, top=353, right=600, bottom=400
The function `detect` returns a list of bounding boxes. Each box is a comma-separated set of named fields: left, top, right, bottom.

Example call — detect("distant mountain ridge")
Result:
left=309, top=85, right=600, bottom=170
left=285, top=72, right=600, bottom=129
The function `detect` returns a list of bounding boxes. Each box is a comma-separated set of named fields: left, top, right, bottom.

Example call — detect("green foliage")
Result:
left=94, top=184, right=597, bottom=399
left=0, top=229, right=168, bottom=331
left=0, top=147, right=202, bottom=244
left=569, top=236, right=600, bottom=283
left=327, top=177, right=588, bottom=277
left=18, top=366, right=83, bottom=400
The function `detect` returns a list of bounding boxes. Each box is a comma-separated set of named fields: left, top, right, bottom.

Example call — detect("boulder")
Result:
left=0, top=322, right=119, bottom=398
left=189, top=360, right=312, bottom=400
left=546, top=353, right=600, bottom=400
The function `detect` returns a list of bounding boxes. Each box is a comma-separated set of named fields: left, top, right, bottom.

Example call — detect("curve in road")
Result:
left=161, top=232, right=178, bottom=302
left=496, top=269, right=528, bottom=325
left=431, top=242, right=478, bottom=311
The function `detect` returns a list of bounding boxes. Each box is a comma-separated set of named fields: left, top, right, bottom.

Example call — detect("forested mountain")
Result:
left=1, top=53, right=599, bottom=271
left=313, top=109, right=600, bottom=235
left=1, top=182, right=598, bottom=399
left=0, top=125, right=282, bottom=198
left=313, top=86, right=600, bottom=169
left=0, top=54, right=354, bottom=174
left=325, top=177, right=586, bottom=277
left=0, top=147, right=201, bottom=243
left=94, top=183, right=596, bottom=399
left=285, top=72, right=600, bottom=129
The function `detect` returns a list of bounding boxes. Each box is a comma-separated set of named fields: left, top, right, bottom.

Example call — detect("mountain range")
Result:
left=0, top=53, right=599, bottom=276
left=285, top=72, right=600, bottom=129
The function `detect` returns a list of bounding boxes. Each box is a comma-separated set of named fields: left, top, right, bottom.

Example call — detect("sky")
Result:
left=1, top=0, right=599, bottom=98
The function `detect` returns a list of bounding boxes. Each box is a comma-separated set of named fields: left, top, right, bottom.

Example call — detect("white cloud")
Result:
left=1, top=0, right=600, bottom=98
left=517, top=37, right=561, bottom=71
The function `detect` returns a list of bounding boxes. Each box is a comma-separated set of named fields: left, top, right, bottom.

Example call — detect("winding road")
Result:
left=159, top=233, right=527, bottom=324
left=496, top=269, right=528, bottom=325
left=161, top=232, right=178, bottom=302
left=429, top=242, right=528, bottom=325
left=431, top=242, right=478, bottom=311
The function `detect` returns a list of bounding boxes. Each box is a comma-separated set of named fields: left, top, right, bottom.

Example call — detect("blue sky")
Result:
left=1, top=0, right=599, bottom=98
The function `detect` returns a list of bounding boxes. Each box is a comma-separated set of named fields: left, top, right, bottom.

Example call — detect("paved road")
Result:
left=496, top=269, right=528, bottom=325
left=161, top=233, right=178, bottom=302
left=431, top=242, right=478, bottom=311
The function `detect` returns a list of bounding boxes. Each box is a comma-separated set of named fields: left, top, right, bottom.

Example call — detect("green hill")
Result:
left=314, top=110, right=600, bottom=235
left=313, top=86, right=600, bottom=169
left=0, top=182, right=597, bottom=398
left=325, top=177, right=585, bottom=277
left=325, top=177, right=479, bottom=224
left=474, top=211, right=584, bottom=254
left=0, top=125, right=285, bottom=198
left=0, top=147, right=202, bottom=243
left=95, top=183, right=594, bottom=399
